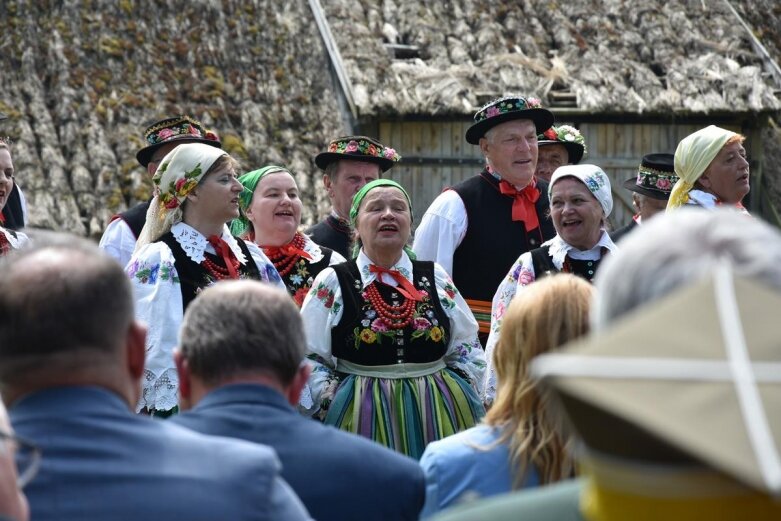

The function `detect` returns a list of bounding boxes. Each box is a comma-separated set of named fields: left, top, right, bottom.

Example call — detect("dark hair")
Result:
left=179, top=281, right=304, bottom=386
left=0, top=232, right=134, bottom=384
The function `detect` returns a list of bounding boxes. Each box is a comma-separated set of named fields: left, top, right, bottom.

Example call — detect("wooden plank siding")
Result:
left=379, top=120, right=745, bottom=232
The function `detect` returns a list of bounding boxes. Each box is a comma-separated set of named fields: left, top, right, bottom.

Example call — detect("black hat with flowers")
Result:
left=465, top=95, right=554, bottom=145
left=314, top=135, right=401, bottom=172
left=537, top=125, right=586, bottom=164
left=136, top=115, right=222, bottom=168
left=623, top=153, right=678, bottom=201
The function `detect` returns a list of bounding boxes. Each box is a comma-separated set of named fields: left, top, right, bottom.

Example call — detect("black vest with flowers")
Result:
left=159, top=232, right=261, bottom=310
left=331, top=261, right=450, bottom=366
left=279, top=249, right=334, bottom=307
left=451, top=171, right=555, bottom=302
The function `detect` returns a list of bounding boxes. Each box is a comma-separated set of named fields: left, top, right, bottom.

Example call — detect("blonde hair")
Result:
left=484, top=273, right=593, bottom=487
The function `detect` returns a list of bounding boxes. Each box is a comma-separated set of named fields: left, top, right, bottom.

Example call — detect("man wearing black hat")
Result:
left=535, top=124, right=586, bottom=183
left=307, top=136, right=400, bottom=259
left=98, top=115, right=221, bottom=267
left=412, top=96, right=556, bottom=342
left=611, top=153, right=677, bottom=243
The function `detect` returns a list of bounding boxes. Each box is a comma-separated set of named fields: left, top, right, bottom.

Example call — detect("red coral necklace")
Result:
left=364, top=282, right=416, bottom=329
left=202, top=254, right=240, bottom=281
left=264, top=232, right=311, bottom=277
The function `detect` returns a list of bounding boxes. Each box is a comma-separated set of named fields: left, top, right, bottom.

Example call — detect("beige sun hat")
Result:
left=531, top=265, right=781, bottom=495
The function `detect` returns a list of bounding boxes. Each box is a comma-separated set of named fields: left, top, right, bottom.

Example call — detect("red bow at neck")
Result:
left=368, top=264, right=425, bottom=302
left=207, top=235, right=240, bottom=279
left=263, top=243, right=312, bottom=261
left=498, top=180, right=540, bottom=231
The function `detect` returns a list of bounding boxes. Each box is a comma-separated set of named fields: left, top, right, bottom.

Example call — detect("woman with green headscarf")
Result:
left=231, top=165, right=346, bottom=306
left=299, top=179, right=486, bottom=459
left=667, top=125, right=750, bottom=212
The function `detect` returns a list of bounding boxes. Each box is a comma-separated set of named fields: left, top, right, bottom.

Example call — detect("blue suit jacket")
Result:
left=11, top=386, right=310, bottom=521
left=172, top=383, right=426, bottom=521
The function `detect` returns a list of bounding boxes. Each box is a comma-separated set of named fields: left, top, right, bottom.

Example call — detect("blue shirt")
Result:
left=419, top=424, right=540, bottom=517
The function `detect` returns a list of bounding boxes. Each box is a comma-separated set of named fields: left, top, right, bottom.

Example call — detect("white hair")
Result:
left=593, top=208, right=781, bottom=330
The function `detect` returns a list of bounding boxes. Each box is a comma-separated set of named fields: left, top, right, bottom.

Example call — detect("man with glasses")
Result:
left=0, top=233, right=310, bottom=521
left=0, top=401, right=32, bottom=521
left=98, top=115, right=221, bottom=268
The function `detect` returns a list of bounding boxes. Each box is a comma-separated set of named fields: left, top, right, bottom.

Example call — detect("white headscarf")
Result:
left=549, top=164, right=613, bottom=217
left=135, top=143, right=227, bottom=251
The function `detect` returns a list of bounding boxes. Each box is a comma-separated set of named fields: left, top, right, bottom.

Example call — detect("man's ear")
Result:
left=323, top=174, right=333, bottom=196
left=126, top=321, right=146, bottom=381
left=174, top=349, right=191, bottom=402
left=286, top=362, right=312, bottom=406
left=479, top=136, right=491, bottom=157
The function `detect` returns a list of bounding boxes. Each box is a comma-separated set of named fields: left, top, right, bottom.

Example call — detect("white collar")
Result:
left=171, top=222, right=247, bottom=265
left=687, top=189, right=720, bottom=209
left=301, top=234, right=325, bottom=263
left=543, top=230, right=618, bottom=270
left=0, top=227, right=21, bottom=249
left=355, top=249, right=413, bottom=289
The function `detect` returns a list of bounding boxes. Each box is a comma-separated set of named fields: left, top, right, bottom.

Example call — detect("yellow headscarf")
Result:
left=666, top=125, right=738, bottom=211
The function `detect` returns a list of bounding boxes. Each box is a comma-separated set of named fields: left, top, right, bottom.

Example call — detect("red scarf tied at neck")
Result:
left=368, top=264, right=425, bottom=302
left=498, top=179, right=540, bottom=232
left=207, top=235, right=240, bottom=279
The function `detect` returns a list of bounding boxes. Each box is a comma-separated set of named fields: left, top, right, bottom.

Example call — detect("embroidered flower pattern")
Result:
left=281, top=259, right=319, bottom=307
left=635, top=167, right=678, bottom=193
left=311, top=282, right=341, bottom=314
left=145, top=118, right=219, bottom=145
left=455, top=340, right=485, bottom=368
left=128, top=260, right=179, bottom=284
left=352, top=277, right=447, bottom=349
left=327, top=137, right=401, bottom=162
left=475, top=96, right=543, bottom=122
left=157, top=163, right=203, bottom=210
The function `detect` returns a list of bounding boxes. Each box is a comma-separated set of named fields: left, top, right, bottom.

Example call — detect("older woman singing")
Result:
left=300, top=179, right=486, bottom=458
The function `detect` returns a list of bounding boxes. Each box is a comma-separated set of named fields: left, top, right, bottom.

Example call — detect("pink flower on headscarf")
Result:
left=157, top=128, right=174, bottom=140
left=345, top=140, right=359, bottom=153
left=486, top=106, right=501, bottom=118
left=164, top=197, right=180, bottom=210
left=383, top=147, right=397, bottom=160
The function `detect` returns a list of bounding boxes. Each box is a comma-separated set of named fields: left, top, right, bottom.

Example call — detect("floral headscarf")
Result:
left=549, top=164, right=613, bottom=217
left=349, top=179, right=415, bottom=260
left=229, top=165, right=290, bottom=238
left=667, top=125, right=739, bottom=211
left=135, top=143, right=227, bottom=251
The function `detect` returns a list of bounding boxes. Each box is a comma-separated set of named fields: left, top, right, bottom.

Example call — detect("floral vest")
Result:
left=331, top=261, right=449, bottom=366
left=278, top=248, right=334, bottom=307
left=159, top=232, right=261, bottom=309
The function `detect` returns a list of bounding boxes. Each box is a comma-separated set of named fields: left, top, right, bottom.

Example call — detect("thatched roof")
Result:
left=0, top=1, right=344, bottom=235
left=324, top=0, right=781, bottom=117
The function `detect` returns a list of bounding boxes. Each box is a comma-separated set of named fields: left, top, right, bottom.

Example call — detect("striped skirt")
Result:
left=325, top=360, right=485, bottom=459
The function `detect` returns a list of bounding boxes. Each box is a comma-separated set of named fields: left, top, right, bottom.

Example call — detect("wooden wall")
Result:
left=379, top=119, right=744, bottom=231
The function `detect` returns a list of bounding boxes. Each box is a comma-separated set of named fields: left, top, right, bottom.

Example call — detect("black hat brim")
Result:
left=136, top=136, right=222, bottom=168
left=538, top=140, right=585, bottom=164
left=314, top=152, right=395, bottom=172
left=622, top=177, right=672, bottom=200
left=465, top=108, right=554, bottom=145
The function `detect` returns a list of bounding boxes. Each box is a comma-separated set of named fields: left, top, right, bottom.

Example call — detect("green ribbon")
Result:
left=229, top=165, right=289, bottom=237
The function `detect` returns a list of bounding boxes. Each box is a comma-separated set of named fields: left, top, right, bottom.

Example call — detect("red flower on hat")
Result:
left=544, top=128, right=557, bottom=140
left=205, top=131, right=219, bottom=142
left=345, top=140, right=359, bottom=153
left=328, top=143, right=338, bottom=152
left=188, top=125, right=200, bottom=136
left=656, top=178, right=672, bottom=190
left=367, top=144, right=377, bottom=156
left=158, top=128, right=175, bottom=140
left=486, top=106, right=501, bottom=118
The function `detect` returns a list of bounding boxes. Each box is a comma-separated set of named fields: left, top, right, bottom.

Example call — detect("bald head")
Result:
left=179, top=281, right=305, bottom=386
left=0, top=233, right=135, bottom=389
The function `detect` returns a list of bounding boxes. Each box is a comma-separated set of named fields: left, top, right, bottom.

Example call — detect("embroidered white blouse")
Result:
left=127, top=222, right=284, bottom=412
left=99, top=218, right=137, bottom=269
left=483, top=231, right=618, bottom=402
left=299, top=249, right=486, bottom=414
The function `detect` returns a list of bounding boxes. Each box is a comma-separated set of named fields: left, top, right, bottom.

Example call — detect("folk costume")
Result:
left=537, top=124, right=587, bottom=163
left=307, top=136, right=400, bottom=258
left=99, top=115, right=221, bottom=268
left=413, top=96, right=556, bottom=340
left=612, top=153, right=678, bottom=243
left=484, top=165, right=617, bottom=402
left=300, top=180, right=486, bottom=459
left=0, top=224, right=29, bottom=256
left=231, top=166, right=346, bottom=307
left=128, top=144, right=282, bottom=414
left=667, top=125, right=749, bottom=214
